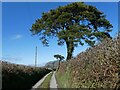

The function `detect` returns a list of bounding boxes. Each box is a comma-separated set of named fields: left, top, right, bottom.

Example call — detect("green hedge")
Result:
left=2, top=61, right=52, bottom=89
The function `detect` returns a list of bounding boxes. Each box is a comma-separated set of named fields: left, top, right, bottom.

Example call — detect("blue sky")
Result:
left=2, top=2, right=118, bottom=66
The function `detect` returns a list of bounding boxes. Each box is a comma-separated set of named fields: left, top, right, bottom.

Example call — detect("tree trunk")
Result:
left=66, top=41, right=74, bottom=60
left=57, top=60, right=60, bottom=72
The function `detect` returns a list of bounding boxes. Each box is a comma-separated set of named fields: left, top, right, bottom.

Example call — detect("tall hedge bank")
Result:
left=56, top=36, right=120, bottom=89
left=2, top=61, right=51, bottom=89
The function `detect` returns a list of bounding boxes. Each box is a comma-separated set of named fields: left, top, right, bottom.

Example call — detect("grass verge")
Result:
left=39, top=71, right=53, bottom=88
left=55, top=64, right=72, bottom=88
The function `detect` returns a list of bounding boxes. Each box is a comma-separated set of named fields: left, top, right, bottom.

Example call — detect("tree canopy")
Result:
left=54, top=54, right=64, bottom=71
left=30, top=2, right=113, bottom=60
left=54, top=54, right=65, bottom=61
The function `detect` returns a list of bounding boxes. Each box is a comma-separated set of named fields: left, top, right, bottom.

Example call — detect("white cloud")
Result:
left=12, top=34, right=23, bottom=40
left=2, top=56, right=22, bottom=61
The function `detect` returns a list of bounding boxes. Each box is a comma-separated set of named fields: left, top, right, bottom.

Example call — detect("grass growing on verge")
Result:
left=39, top=71, right=53, bottom=88
left=55, top=64, right=72, bottom=88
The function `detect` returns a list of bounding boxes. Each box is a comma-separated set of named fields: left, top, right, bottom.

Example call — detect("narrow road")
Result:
left=31, top=72, right=52, bottom=89
left=50, top=71, right=58, bottom=89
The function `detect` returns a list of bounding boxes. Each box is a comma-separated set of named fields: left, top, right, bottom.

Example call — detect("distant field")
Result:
left=2, top=61, right=52, bottom=89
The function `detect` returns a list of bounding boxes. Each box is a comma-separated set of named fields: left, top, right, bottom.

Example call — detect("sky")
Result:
left=2, top=2, right=118, bottom=66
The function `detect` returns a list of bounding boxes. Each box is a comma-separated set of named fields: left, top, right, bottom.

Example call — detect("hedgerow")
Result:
left=56, top=36, right=120, bottom=89
left=2, top=61, right=51, bottom=89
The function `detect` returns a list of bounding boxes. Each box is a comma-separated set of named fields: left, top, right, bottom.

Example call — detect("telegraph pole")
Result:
left=35, top=46, right=37, bottom=68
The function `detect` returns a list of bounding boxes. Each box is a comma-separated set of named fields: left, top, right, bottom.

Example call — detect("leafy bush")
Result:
left=56, top=36, right=120, bottom=89
left=2, top=61, right=52, bottom=89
